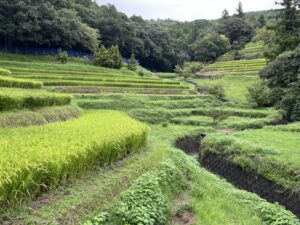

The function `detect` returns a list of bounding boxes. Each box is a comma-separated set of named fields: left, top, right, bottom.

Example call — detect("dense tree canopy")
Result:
left=0, top=0, right=274, bottom=71
left=218, top=17, right=255, bottom=43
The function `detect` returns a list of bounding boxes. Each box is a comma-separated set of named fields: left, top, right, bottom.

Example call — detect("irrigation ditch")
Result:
left=174, top=134, right=300, bottom=219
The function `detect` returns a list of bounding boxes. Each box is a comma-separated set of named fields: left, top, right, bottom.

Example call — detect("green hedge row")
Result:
left=0, top=89, right=71, bottom=111
left=0, top=76, right=42, bottom=89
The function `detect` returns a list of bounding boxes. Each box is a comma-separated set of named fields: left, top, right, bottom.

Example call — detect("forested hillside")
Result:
left=0, top=0, right=277, bottom=71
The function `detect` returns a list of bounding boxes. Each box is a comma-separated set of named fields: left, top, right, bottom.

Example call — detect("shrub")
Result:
left=57, top=51, right=68, bottom=64
left=138, top=69, right=144, bottom=77
left=175, top=61, right=204, bottom=79
left=205, top=82, right=225, bottom=99
left=0, top=69, right=11, bottom=76
left=94, top=45, right=123, bottom=69
left=210, top=110, right=230, bottom=124
left=247, top=80, right=274, bottom=107
left=127, top=53, right=137, bottom=71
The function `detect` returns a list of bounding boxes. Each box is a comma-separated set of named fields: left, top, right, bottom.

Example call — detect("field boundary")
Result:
left=175, top=134, right=300, bottom=218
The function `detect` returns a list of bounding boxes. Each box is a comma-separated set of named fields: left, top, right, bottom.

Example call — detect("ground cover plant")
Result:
left=0, top=110, right=148, bottom=207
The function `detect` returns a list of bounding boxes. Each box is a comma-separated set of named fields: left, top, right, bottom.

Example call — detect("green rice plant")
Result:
left=0, top=88, right=71, bottom=111
left=0, top=105, right=81, bottom=128
left=0, top=76, right=42, bottom=89
left=0, top=69, right=11, bottom=76
left=0, top=110, right=148, bottom=207
left=41, top=80, right=188, bottom=89
left=12, top=75, right=180, bottom=85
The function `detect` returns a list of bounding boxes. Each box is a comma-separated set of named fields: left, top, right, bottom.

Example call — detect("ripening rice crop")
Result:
left=0, top=110, right=148, bottom=207
left=0, top=88, right=71, bottom=111
left=0, top=76, right=42, bottom=89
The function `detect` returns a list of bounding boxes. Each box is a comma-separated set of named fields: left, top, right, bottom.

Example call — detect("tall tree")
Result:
left=221, top=9, right=230, bottom=19
left=258, top=14, right=266, bottom=28
left=236, top=1, right=244, bottom=18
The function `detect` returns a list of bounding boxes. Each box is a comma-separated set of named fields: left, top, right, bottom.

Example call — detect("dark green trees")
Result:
left=191, top=33, right=230, bottom=62
left=218, top=17, right=254, bottom=43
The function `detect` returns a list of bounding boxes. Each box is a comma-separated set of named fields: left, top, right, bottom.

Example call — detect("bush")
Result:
left=205, top=82, right=225, bottom=99
left=94, top=45, right=123, bottom=69
left=0, top=69, right=11, bottom=76
left=127, top=53, right=137, bottom=71
left=247, top=80, right=275, bottom=107
left=57, top=51, right=68, bottom=64
left=175, top=61, right=204, bottom=79
left=138, top=69, right=144, bottom=77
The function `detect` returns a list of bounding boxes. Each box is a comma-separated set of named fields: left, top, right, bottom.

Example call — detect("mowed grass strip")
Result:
left=0, top=76, right=42, bottom=89
left=0, top=110, right=148, bottom=207
left=0, top=88, right=71, bottom=111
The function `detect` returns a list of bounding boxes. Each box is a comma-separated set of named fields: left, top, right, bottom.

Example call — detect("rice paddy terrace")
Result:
left=193, top=42, right=266, bottom=103
left=0, top=54, right=299, bottom=225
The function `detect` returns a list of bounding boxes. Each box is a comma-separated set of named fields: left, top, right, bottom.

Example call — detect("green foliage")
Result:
left=0, top=76, right=42, bottom=89
left=86, top=160, right=186, bottom=225
left=0, top=88, right=71, bottom=111
left=260, top=46, right=300, bottom=121
left=175, top=61, right=204, bottom=79
left=218, top=17, right=254, bottom=43
left=57, top=51, right=68, bottom=64
left=0, top=111, right=148, bottom=207
left=247, top=80, right=274, bottom=107
left=257, top=15, right=266, bottom=28
left=94, top=45, right=123, bottom=69
left=202, top=82, right=225, bottom=99
left=191, top=33, right=230, bottom=62
left=235, top=1, right=244, bottom=18
left=127, top=53, right=137, bottom=71
left=222, top=9, right=230, bottom=19
left=0, top=69, right=11, bottom=76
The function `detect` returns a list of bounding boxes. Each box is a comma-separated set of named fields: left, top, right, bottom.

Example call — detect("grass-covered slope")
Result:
left=202, top=123, right=300, bottom=190
left=0, top=110, right=148, bottom=207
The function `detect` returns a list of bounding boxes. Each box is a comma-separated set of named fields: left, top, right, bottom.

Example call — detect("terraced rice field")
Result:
left=0, top=110, right=148, bottom=207
left=0, top=55, right=299, bottom=225
left=0, top=60, right=190, bottom=94
left=218, top=42, right=265, bottom=61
